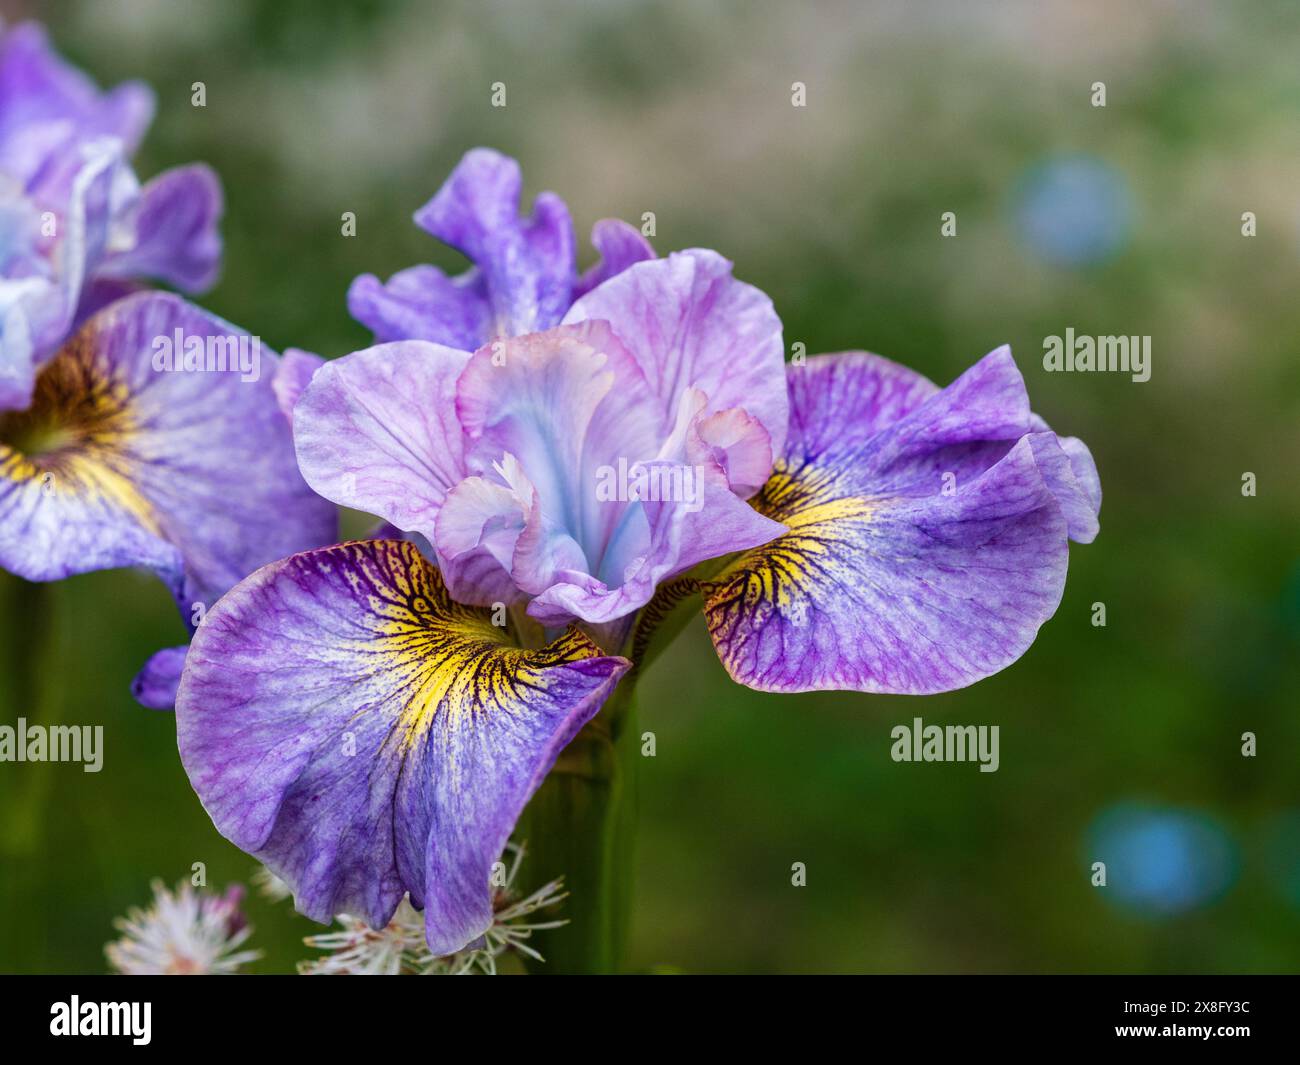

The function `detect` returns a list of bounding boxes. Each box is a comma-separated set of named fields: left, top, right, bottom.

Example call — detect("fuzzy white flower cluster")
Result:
left=105, top=880, right=261, bottom=975
left=297, top=843, right=567, bottom=975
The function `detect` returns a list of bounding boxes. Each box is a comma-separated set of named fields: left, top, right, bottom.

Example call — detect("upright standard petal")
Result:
left=563, top=249, right=788, bottom=461
left=0, top=24, right=225, bottom=410
left=414, top=148, right=573, bottom=339
left=350, top=148, right=574, bottom=349
left=0, top=141, right=131, bottom=410
left=176, top=539, right=629, bottom=955
left=348, top=149, right=655, bottom=351
left=574, top=219, right=655, bottom=298
left=0, top=292, right=336, bottom=607
left=703, top=348, right=1100, bottom=694
left=0, top=21, right=153, bottom=197
left=443, top=321, right=783, bottom=624
left=95, top=163, right=223, bottom=293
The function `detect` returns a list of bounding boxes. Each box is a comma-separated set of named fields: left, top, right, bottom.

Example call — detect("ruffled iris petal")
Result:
left=349, top=148, right=575, bottom=349
left=445, top=321, right=783, bottom=625
left=703, top=348, right=1100, bottom=694
left=0, top=142, right=130, bottom=410
left=455, top=321, right=664, bottom=550
left=176, top=539, right=629, bottom=955
left=348, top=150, right=657, bottom=351
left=0, top=291, right=336, bottom=606
left=575, top=218, right=655, bottom=298
left=414, top=148, right=574, bottom=339
left=0, top=21, right=153, bottom=198
left=95, top=163, right=223, bottom=293
left=563, top=248, right=788, bottom=460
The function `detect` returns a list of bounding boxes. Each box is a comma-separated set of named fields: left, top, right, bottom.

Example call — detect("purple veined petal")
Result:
left=0, top=291, right=337, bottom=608
left=414, top=148, right=575, bottom=339
left=347, top=265, right=490, bottom=351
left=1029, top=411, right=1103, bottom=532
left=1058, top=435, right=1101, bottom=515
left=131, top=643, right=188, bottom=711
left=293, top=340, right=470, bottom=541
left=175, top=539, right=629, bottom=955
left=854, top=344, right=1030, bottom=476
left=271, top=347, right=324, bottom=427
left=841, top=347, right=1099, bottom=542
left=95, top=163, right=223, bottom=293
left=781, top=349, right=941, bottom=450
left=1026, top=431, right=1100, bottom=544
left=0, top=21, right=154, bottom=195
left=562, top=248, right=788, bottom=461
left=574, top=218, right=655, bottom=298
left=350, top=149, right=576, bottom=349
left=702, top=349, right=1100, bottom=694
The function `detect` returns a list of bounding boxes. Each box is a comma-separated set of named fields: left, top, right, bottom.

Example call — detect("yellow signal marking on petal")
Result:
left=320, top=541, right=603, bottom=755
left=0, top=331, right=160, bottom=532
left=705, top=461, right=876, bottom=614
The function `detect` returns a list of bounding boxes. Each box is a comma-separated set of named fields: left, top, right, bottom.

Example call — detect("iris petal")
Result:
left=0, top=291, right=336, bottom=607
left=0, top=21, right=154, bottom=198
left=563, top=248, right=788, bottom=460
left=95, top=163, right=223, bottom=293
left=0, top=141, right=128, bottom=410
left=293, top=340, right=469, bottom=540
left=448, top=321, right=783, bottom=625
left=176, top=538, right=629, bottom=955
left=348, top=148, right=576, bottom=349
left=574, top=218, right=655, bottom=298
left=131, top=644, right=187, bottom=710
left=703, top=349, right=1099, bottom=694
left=414, top=148, right=574, bottom=339
left=270, top=346, right=323, bottom=427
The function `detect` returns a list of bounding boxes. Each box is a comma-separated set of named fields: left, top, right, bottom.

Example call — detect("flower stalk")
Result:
left=517, top=674, right=640, bottom=974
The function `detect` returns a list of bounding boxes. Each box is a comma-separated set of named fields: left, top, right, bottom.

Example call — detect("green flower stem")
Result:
left=0, top=575, right=62, bottom=971
left=517, top=675, right=639, bottom=974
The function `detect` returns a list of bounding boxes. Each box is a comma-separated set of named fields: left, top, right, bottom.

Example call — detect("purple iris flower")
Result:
left=0, top=24, right=336, bottom=698
left=0, top=22, right=223, bottom=410
left=347, top=147, right=654, bottom=350
left=176, top=149, right=1101, bottom=956
left=127, top=341, right=335, bottom=711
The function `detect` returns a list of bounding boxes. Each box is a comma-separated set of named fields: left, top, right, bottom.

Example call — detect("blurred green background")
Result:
left=2, top=0, right=1298, bottom=973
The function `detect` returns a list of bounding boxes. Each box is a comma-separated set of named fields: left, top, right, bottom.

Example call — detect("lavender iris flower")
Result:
left=347, top=147, right=654, bottom=350
left=176, top=149, right=1101, bottom=956
left=0, top=24, right=336, bottom=689
left=0, top=22, right=222, bottom=409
